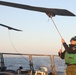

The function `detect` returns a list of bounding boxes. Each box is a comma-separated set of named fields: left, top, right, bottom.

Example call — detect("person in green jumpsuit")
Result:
left=58, top=36, right=76, bottom=75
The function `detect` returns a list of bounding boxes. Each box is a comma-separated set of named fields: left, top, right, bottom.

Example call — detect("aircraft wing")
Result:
left=0, top=24, right=22, bottom=31
left=0, top=1, right=75, bottom=16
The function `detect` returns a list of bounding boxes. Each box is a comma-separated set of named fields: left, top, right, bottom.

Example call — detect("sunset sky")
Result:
left=0, top=0, right=76, bottom=55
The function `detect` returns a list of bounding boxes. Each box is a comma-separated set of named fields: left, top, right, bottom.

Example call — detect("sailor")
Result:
left=58, top=36, right=76, bottom=75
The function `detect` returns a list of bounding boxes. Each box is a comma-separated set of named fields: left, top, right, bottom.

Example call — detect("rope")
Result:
left=8, top=30, right=18, bottom=53
left=8, top=30, right=28, bottom=62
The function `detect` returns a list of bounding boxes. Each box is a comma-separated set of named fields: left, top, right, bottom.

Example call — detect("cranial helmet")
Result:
left=70, top=36, right=76, bottom=42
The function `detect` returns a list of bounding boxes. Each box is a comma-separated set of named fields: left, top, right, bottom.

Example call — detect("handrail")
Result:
left=0, top=52, right=52, bottom=56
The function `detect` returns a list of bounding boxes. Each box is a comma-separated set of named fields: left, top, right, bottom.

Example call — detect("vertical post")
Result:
left=50, top=55, right=56, bottom=75
left=29, top=55, right=34, bottom=75
left=0, top=53, right=6, bottom=71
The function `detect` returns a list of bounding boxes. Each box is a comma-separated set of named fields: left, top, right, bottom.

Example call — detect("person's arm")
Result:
left=61, top=38, right=69, bottom=51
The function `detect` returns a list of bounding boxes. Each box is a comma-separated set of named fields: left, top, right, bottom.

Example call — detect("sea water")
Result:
left=3, top=55, right=66, bottom=74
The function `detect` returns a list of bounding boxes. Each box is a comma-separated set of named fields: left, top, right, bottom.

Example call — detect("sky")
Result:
left=0, top=0, right=76, bottom=55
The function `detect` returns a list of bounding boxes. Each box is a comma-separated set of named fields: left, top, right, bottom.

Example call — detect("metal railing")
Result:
left=0, top=53, right=65, bottom=75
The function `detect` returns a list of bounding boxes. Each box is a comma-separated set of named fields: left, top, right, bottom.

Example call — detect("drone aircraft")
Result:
left=0, top=1, right=75, bottom=17
left=0, top=23, right=22, bottom=31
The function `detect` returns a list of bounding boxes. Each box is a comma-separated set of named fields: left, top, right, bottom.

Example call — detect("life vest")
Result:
left=65, top=52, right=76, bottom=64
